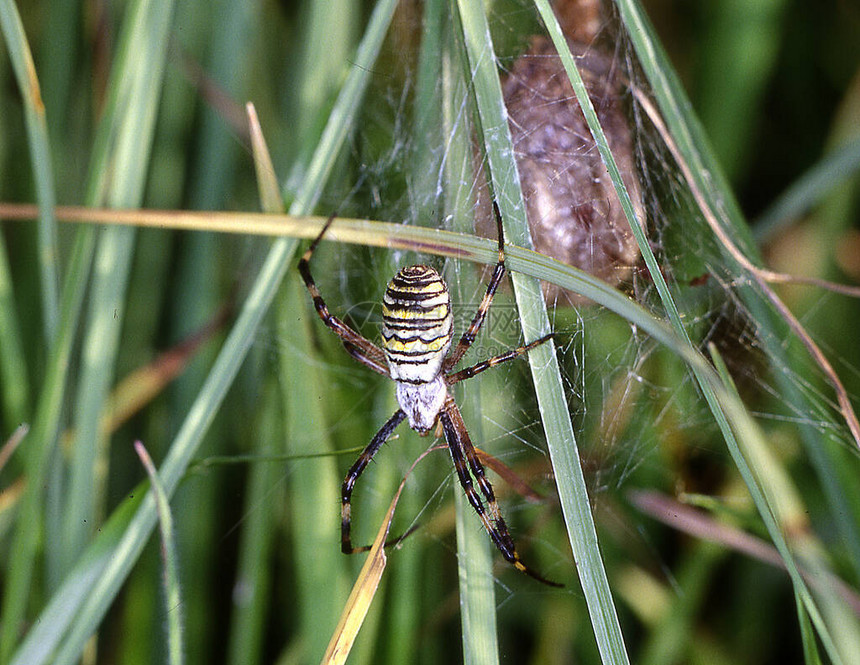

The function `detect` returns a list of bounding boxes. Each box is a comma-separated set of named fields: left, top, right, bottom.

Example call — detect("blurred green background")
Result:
left=0, top=1, right=858, bottom=664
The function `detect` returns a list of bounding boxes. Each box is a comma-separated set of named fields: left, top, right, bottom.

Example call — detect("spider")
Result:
left=298, top=202, right=559, bottom=586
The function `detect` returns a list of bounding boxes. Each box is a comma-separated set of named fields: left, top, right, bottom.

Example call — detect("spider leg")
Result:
left=440, top=399, right=561, bottom=586
left=343, top=341, right=390, bottom=376
left=298, top=215, right=390, bottom=377
left=443, top=201, right=507, bottom=370
left=446, top=333, right=554, bottom=385
left=342, top=409, right=407, bottom=554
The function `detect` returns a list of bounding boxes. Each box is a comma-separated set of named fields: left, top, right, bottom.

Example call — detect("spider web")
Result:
left=265, top=0, right=859, bottom=637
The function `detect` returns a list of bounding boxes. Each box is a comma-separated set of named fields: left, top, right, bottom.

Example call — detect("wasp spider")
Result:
left=298, top=203, right=559, bottom=586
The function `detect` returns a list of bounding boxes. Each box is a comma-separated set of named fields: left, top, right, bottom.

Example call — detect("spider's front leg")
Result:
left=443, top=201, right=507, bottom=371
left=445, top=333, right=554, bottom=386
left=298, top=215, right=390, bottom=377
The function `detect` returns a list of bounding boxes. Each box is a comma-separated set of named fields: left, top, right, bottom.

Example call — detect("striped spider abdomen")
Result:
left=381, top=265, right=454, bottom=432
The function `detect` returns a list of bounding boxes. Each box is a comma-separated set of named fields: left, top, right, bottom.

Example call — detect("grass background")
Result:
left=1, top=0, right=859, bottom=664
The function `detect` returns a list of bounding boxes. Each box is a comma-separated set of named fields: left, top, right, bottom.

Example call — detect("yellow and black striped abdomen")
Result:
left=381, top=265, right=453, bottom=384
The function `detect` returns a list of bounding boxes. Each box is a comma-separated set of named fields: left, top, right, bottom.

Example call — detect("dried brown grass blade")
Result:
left=630, top=489, right=860, bottom=616
left=103, top=303, right=231, bottom=434
left=0, top=423, right=28, bottom=472
left=634, top=90, right=860, bottom=450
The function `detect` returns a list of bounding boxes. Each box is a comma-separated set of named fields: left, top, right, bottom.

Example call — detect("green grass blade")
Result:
left=0, top=0, right=59, bottom=342
left=289, top=0, right=358, bottom=176
left=45, top=245, right=292, bottom=665
left=612, top=1, right=860, bottom=656
left=454, top=1, right=630, bottom=663
left=442, top=17, right=500, bottom=662
left=708, top=346, right=859, bottom=663
left=225, top=382, right=281, bottom=665
left=692, top=0, right=784, bottom=183
left=797, top=595, right=825, bottom=665
left=0, top=227, right=95, bottom=663
left=268, top=16, right=354, bottom=650
left=279, top=278, right=350, bottom=660
left=0, top=234, right=29, bottom=426
left=186, top=0, right=258, bottom=211
left=290, top=0, right=400, bottom=216
left=60, top=0, right=178, bottom=587
left=754, top=135, right=860, bottom=240
left=0, top=0, right=57, bottom=430
left=277, top=1, right=399, bottom=659
left=9, top=1, right=400, bottom=661
left=454, top=489, right=500, bottom=665
left=168, top=4, right=260, bottom=656
left=224, top=100, right=284, bottom=665
left=135, top=441, right=184, bottom=665
left=38, top=0, right=77, bottom=159
left=8, top=486, right=144, bottom=665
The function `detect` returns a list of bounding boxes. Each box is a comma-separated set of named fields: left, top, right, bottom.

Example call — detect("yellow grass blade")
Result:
left=321, top=504, right=391, bottom=665
left=322, top=445, right=442, bottom=665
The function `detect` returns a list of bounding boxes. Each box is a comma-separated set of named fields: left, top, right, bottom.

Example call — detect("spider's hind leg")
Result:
left=341, top=409, right=407, bottom=554
left=439, top=399, right=561, bottom=587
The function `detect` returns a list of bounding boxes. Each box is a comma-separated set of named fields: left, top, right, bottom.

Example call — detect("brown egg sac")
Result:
left=477, top=36, right=645, bottom=306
